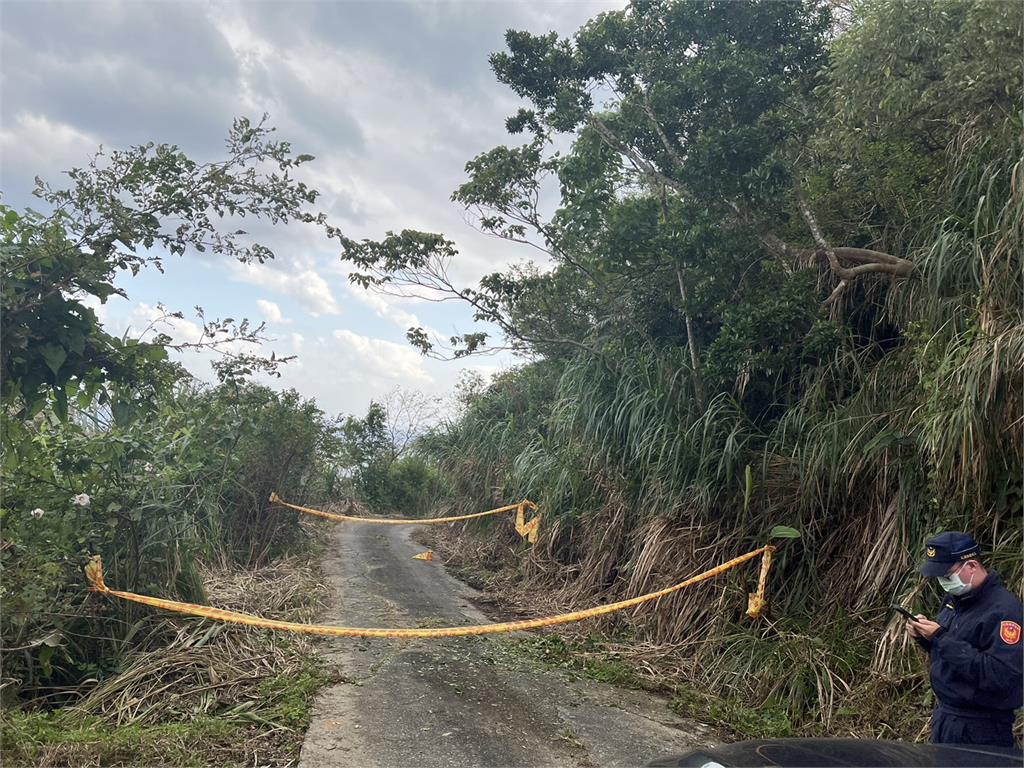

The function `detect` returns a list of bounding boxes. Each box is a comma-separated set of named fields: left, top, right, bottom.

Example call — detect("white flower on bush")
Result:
left=71, top=493, right=91, bottom=507
left=30, top=508, right=45, bottom=519
left=143, top=462, right=154, bottom=473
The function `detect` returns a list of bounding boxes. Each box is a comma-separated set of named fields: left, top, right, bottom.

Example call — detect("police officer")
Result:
left=907, top=531, right=1023, bottom=747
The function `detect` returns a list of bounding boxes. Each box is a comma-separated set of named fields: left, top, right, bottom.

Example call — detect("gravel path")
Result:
left=298, top=523, right=717, bottom=768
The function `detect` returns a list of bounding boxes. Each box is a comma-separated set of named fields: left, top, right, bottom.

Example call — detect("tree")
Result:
left=1, top=116, right=319, bottom=419
left=488, top=0, right=915, bottom=301
left=382, top=387, right=442, bottom=461
left=338, top=398, right=439, bottom=514
left=336, top=0, right=920, bottom=368
left=412, top=0, right=1022, bottom=737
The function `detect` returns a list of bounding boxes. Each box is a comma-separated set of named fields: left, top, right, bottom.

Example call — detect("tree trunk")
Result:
left=676, top=266, right=706, bottom=411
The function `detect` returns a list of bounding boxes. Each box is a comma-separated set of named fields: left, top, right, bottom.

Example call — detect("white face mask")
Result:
left=938, top=565, right=975, bottom=596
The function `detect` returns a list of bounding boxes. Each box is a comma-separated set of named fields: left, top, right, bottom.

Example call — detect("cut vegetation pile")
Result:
left=1, top=553, right=331, bottom=767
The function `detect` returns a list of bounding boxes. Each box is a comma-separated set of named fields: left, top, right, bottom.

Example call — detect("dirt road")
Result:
left=298, top=523, right=717, bottom=768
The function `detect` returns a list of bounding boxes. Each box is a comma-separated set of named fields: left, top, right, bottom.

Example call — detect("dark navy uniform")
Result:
left=916, top=532, right=1023, bottom=748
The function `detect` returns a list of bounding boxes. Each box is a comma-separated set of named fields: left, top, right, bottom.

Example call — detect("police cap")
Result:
left=920, top=531, right=982, bottom=577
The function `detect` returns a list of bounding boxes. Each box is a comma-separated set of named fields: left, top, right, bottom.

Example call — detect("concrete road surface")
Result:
left=298, top=523, right=718, bottom=768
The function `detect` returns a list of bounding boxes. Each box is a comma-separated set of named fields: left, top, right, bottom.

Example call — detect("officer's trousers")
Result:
left=931, top=704, right=1015, bottom=748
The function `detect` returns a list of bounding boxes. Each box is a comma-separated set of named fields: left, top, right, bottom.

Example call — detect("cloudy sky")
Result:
left=0, top=0, right=622, bottom=417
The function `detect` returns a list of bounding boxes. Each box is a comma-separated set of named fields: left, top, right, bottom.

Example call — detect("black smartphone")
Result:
left=890, top=604, right=918, bottom=622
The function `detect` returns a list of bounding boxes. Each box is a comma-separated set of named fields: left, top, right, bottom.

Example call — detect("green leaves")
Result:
left=492, top=0, right=828, bottom=203
left=2, top=378, right=341, bottom=693
left=323, top=0, right=1022, bottom=740
left=40, top=345, right=67, bottom=376
left=3, top=116, right=321, bottom=419
left=2, top=207, right=107, bottom=406
left=769, top=526, right=802, bottom=539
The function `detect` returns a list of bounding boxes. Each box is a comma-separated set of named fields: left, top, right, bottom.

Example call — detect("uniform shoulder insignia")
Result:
left=999, top=620, right=1021, bottom=645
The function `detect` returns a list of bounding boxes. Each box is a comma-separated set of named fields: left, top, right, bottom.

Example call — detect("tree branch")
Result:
left=589, top=116, right=690, bottom=199
left=642, top=91, right=686, bottom=173
left=796, top=189, right=914, bottom=281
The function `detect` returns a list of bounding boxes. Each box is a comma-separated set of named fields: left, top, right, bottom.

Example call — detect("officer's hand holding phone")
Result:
left=911, top=615, right=941, bottom=639
left=892, top=605, right=939, bottom=640
left=893, top=605, right=942, bottom=639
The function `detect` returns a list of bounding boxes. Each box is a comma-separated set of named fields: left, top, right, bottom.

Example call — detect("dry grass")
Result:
left=2, top=548, right=332, bottom=767
left=429, top=513, right=927, bottom=739
left=71, top=555, right=327, bottom=727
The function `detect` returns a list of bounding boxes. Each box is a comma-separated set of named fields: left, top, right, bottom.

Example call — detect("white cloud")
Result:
left=256, top=298, right=289, bottom=324
left=0, top=113, right=100, bottom=189
left=85, top=295, right=513, bottom=417
left=231, top=262, right=341, bottom=316
left=250, top=328, right=437, bottom=414
left=331, top=329, right=430, bottom=384
left=202, top=17, right=536, bottom=281
left=3, top=0, right=615, bottom=418
left=344, top=284, right=448, bottom=341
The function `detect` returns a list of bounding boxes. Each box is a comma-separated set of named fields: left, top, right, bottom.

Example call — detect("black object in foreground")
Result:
left=647, top=738, right=1024, bottom=767
left=891, top=604, right=919, bottom=622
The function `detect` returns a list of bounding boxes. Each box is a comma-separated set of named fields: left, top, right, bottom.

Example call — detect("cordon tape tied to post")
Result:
left=85, top=543, right=775, bottom=639
left=269, top=492, right=542, bottom=543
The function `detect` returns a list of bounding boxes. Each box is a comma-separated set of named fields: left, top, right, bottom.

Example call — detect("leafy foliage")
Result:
left=366, top=0, right=1022, bottom=737
left=1, top=115, right=316, bottom=418
left=1, top=374, right=340, bottom=695
left=0, top=118, right=342, bottom=704
left=338, top=400, right=439, bottom=515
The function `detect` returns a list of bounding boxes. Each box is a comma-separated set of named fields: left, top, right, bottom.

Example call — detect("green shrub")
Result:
left=0, top=375, right=340, bottom=699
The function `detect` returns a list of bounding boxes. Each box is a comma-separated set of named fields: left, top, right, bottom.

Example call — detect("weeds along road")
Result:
left=298, top=522, right=717, bottom=768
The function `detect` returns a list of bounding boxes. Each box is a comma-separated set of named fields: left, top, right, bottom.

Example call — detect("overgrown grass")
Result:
left=421, top=106, right=1023, bottom=737
left=257, top=665, right=334, bottom=731
left=2, top=547, right=333, bottom=766
left=1, top=662, right=331, bottom=767
left=2, top=380, right=343, bottom=698
left=0, top=713, right=240, bottom=768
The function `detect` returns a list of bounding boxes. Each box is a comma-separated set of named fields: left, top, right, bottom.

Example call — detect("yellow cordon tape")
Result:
left=747, top=544, right=773, bottom=619
left=269, top=493, right=542, bottom=544
left=84, top=545, right=775, bottom=639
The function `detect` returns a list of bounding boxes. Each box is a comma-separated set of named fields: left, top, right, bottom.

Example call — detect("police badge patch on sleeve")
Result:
left=999, top=621, right=1021, bottom=645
